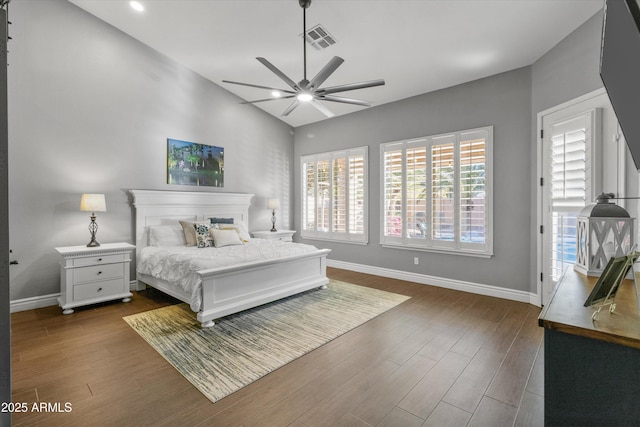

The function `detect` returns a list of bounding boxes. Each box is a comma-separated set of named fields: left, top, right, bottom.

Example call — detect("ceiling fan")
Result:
left=222, top=0, right=385, bottom=118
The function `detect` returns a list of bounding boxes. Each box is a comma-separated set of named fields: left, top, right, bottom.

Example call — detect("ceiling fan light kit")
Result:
left=222, top=0, right=385, bottom=118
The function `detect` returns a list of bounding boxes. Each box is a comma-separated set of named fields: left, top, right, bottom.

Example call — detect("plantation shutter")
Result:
left=382, top=144, right=404, bottom=242
left=380, top=126, right=492, bottom=256
left=459, top=129, right=488, bottom=250
left=548, top=113, right=592, bottom=281
left=431, top=135, right=456, bottom=248
left=348, top=155, right=366, bottom=235
left=301, top=147, right=368, bottom=243
left=406, top=140, right=428, bottom=240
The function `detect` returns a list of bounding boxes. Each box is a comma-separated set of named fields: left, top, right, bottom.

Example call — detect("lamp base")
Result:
left=271, top=209, right=277, bottom=232
left=87, top=215, right=100, bottom=247
left=86, top=239, right=100, bottom=247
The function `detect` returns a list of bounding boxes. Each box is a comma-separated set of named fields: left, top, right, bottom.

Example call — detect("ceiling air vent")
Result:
left=304, top=24, right=337, bottom=50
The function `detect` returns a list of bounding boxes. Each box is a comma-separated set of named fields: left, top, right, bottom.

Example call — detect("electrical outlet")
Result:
left=414, top=257, right=419, bottom=265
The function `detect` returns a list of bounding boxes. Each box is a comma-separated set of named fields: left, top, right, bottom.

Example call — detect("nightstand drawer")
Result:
left=73, top=279, right=123, bottom=301
left=73, top=263, right=123, bottom=284
left=72, top=254, right=125, bottom=267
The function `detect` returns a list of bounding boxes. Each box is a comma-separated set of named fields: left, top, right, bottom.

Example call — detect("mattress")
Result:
left=137, top=239, right=320, bottom=311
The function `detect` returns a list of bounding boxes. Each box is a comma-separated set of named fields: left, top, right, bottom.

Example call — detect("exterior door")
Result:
left=539, top=89, right=623, bottom=305
left=541, top=110, right=596, bottom=303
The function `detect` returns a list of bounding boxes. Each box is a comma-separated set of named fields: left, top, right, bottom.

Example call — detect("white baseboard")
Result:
left=10, top=281, right=141, bottom=313
left=10, top=267, right=541, bottom=314
left=328, top=259, right=539, bottom=306
left=10, top=293, right=60, bottom=313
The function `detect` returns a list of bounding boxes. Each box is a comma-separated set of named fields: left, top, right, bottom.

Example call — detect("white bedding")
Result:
left=137, top=239, right=320, bottom=311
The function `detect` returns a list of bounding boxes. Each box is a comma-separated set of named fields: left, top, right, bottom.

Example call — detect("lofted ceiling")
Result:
left=68, top=0, right=604, bottom=128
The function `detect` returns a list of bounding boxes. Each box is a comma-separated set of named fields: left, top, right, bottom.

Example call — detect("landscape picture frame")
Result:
left=167, top=138, right=224, bottom=187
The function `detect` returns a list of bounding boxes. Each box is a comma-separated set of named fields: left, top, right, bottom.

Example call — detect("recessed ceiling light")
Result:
left=271, top=91, right=282, bottom=98
left=130, top=1, right=144, bottom=12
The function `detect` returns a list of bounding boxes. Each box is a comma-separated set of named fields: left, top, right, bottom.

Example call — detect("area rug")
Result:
left=123, top=279, right=410, bottom=403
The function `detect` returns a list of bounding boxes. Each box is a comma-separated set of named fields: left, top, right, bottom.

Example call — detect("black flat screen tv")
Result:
left=600, top=0, right=640, bottom=170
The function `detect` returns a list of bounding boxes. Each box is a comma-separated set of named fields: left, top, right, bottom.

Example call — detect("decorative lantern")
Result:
left=575, top=193, right=634, bottom=276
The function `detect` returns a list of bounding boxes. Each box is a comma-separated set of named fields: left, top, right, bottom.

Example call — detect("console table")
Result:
left=538, top=268, right=640, bottom=426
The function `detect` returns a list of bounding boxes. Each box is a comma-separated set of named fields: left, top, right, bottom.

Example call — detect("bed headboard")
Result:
left=129, top=189, right=253, bottom=259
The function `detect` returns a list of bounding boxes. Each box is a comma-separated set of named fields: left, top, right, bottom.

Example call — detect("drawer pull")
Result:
left=97, top=271, right=102, bottom=275
left=97, top=287, right=102, bottom=292
left=97, top=258, right=103, bottom=262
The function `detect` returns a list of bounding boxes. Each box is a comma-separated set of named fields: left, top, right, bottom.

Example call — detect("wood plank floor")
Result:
left=10, top=268, right=544, bottom=426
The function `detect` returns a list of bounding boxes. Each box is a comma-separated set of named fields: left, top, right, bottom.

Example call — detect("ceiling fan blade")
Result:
left=241, top=96, right=296, bottom=105
left=307, top=56, right=344, bottom=91
left=318, top=79, right=386, bottom=95
left=222, top=80, right=295, bottom=94
left=282, top=99, right=300, bottom=116
left=318, top=95, right=372, bottom=107
left=256, top=57, right=300, bottom=91
left=310, top=100, right=335, bottom=118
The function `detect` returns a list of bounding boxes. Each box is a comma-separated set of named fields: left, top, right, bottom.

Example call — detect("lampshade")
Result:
left=80, top=194, right=107, bottom=213
left=267, top=198, right=280, bottom=210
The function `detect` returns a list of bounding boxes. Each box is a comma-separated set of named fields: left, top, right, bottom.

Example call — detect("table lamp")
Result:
left=80, top=193, right=107, bottom=247
left=267, top=198, right=280, bottom=232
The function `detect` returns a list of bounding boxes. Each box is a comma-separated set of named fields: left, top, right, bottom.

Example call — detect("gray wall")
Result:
left=531, top=9, right=640, bottom=294
left=8, top=0, right=294, bottom=300
left=295, top=67, right=533, bottom=293
left=532, top=10, right=604, bottom=114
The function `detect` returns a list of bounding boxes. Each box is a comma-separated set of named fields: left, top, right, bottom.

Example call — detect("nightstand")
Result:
left=252, top=230, right=296, bottom=242
left=55, top=242, right=135, bottom=314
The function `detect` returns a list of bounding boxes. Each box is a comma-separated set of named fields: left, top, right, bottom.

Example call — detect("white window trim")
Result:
left=380, top=126, right=493, bottom=257
left=300, top=146, right=369, bottom=244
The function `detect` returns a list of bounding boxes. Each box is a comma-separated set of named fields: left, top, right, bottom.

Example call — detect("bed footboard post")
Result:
left=320, top=253, right=328, bottom=289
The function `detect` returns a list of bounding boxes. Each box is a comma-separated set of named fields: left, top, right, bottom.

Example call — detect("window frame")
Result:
left=300, top=146, right=368, bottom=244
left=380, top=126, right=493, bottom=257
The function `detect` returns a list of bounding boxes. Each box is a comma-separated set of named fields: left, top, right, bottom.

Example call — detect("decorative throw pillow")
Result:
left=180, top=220, right=209, bottom=246
left=217, top=223, right=252, bottom=242
left=209, top=228, right=242, bottom=248
left=209, top=217, right=234, bottom=224
left=194, top=223, right=214, bottom=248
left=210, top=228, right=243, bottom=248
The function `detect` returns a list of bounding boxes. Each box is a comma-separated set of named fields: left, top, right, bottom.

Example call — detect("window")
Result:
left=381, top=127, right=492, bottom=256
left=301, top=147, right=368, bottom=243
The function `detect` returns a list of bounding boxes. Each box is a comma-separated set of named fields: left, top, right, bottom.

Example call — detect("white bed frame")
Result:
left=129, top=189, right=331, bottom=327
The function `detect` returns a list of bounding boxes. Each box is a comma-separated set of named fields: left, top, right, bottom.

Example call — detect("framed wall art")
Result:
left=167, top=138, right=224, bottom=187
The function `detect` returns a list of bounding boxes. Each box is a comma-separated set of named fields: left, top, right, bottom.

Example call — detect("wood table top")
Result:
left=538, top=267, right=640, bottom=349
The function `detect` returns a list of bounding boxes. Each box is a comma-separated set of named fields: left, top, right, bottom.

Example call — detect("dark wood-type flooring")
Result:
left=10, top=268, right=544, bottom=426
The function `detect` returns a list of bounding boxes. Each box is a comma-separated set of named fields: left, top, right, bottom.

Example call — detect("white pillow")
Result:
left=210, top=228, right=243, bottom=248
left=217, top=223, right=251, bottom=242
left=148, top=225, right=186, bottom=247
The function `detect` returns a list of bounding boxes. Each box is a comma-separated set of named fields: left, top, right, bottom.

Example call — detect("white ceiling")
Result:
left=68, top=0, right=604, bottom=128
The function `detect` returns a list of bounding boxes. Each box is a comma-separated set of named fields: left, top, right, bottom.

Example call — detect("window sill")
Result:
left=380, top=243, right=493, bottom=258
left=300, top=235, right=368, bottom=246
